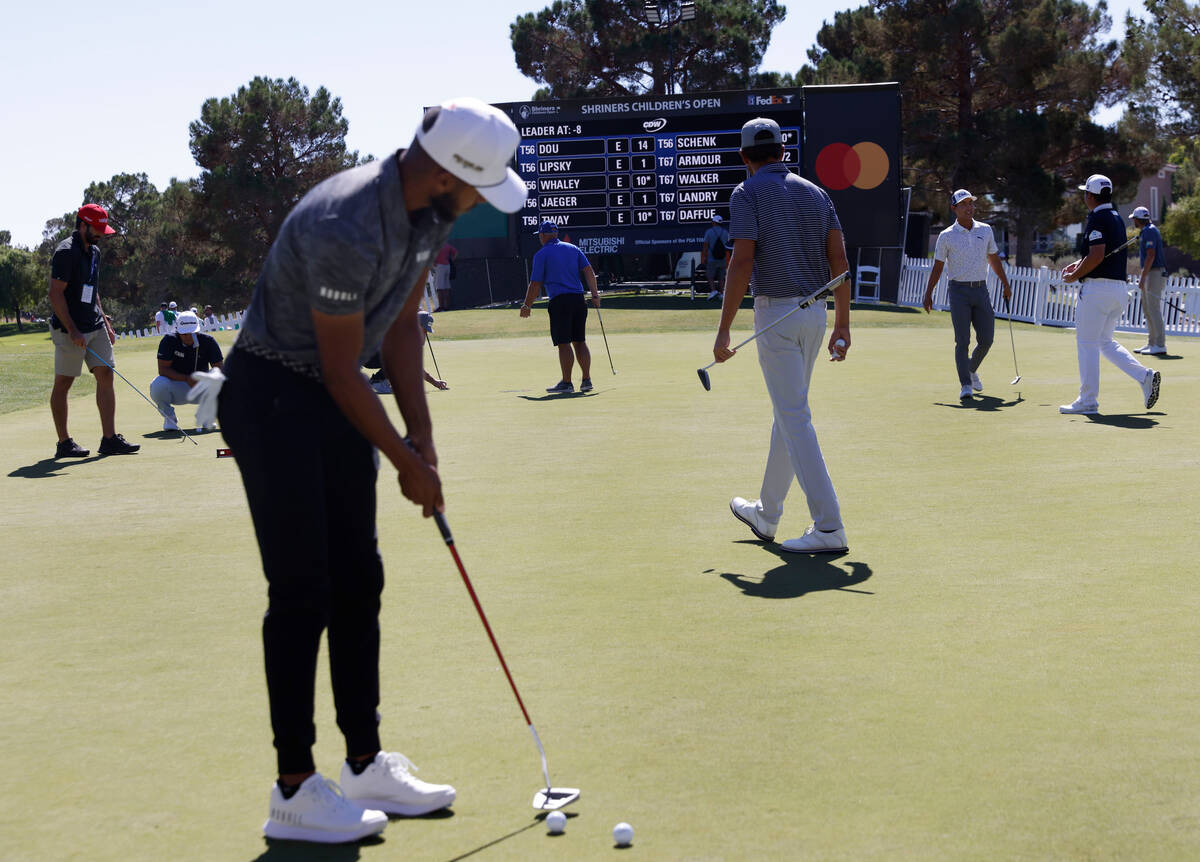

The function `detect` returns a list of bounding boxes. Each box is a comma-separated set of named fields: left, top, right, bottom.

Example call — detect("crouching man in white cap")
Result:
left=149, top=310, right=223, bottom=432
left=1060, top=174, right=1160, bottom=414
left=218, top=97, right=527, bottom=844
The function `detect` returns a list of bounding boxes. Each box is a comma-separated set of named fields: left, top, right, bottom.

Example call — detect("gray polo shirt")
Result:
left=235, top=151, right=452, bottom=380
left=728, top=162, right=842, bottom=298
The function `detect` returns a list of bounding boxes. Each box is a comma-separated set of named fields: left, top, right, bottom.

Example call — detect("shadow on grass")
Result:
left=445, top=818, right=543, bottom=861
left=717, top=549, right=873, bottom=599
left=8, top=456, right=105, bottom=478
left=252, top=833, right=384, bottom=861
left=934, top=393, right=1024, bottom=411
left=1084, top=413, right=1162, bottom=429
left=516, top=392, right=599, bottom=402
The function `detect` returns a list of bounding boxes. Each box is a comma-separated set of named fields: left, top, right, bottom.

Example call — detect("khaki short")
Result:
left=51, top=326, right=114, bottom=377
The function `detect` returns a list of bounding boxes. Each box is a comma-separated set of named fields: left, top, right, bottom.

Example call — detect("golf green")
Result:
left=1, top=306, right=1197, bottom=860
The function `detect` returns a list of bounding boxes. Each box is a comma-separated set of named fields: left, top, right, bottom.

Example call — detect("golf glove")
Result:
left=188, top=367, right=226, bottom=427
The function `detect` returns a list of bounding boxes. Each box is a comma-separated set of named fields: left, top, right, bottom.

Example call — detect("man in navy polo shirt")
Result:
left=1060, top=174, right=1160, bottom=414
left=149, top=310, right=224, bottom=432
left=47, top=203, right=139, bottom=458
left=519, top=220, right=601, bottom=393
left=713, top=117, right=851, bottom=554
left=1130, top=205, right=1169, bottom=355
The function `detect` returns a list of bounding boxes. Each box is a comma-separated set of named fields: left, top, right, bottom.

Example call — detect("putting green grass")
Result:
left=1, top=308, right=1197, bottom=861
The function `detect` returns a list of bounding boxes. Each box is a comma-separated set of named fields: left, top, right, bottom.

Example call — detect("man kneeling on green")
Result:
left=519, top=221, right=601, bottom=394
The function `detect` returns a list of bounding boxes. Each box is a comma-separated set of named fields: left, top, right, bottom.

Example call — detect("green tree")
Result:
left=511, top=0, right=786, bottom=98
left=799, top=0, right=1151, bottom=265
left=0, top=246, right=43, bottom=331
left=0, top=230, right=11, bottom=247
left=188, top=76, right=359, bottom=300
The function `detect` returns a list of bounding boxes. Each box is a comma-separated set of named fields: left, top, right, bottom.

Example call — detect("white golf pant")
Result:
left=1074, top=278, right=1149, bottom=407
left=149, top=376, right=194, bottom=423
left=753, top=295, right=842, bottom=532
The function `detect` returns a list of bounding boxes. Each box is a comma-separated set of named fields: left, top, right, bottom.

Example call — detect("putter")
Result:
left=86, top=346, right=197, bottom=446
left=697, top=271, right=848, bottom=391
left=431, top=510, right=580, bottom=811
left=1004, top=296, right=1021, bottom=384
left=595, top=304, right=616, bottom=375
left=426, top=337, right=442, bottom=381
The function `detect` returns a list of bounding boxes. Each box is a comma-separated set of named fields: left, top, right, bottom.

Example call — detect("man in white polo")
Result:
left=1059, top=174, right=1160, bottom=414
left=1130, top=205, right=1168, bottom=355
left=923, top=189, right=1012, bottom=399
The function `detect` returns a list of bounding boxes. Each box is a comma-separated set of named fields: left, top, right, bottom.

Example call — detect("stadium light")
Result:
left=642, top=1, right=697, bottom=94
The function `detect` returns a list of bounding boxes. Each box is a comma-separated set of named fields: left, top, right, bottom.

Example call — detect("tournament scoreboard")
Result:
left=496, top=91, right=803, bottom=257
left=493, top=85, right=901, bottom=259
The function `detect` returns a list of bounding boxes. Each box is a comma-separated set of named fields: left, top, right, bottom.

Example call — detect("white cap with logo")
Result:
left=417, top=97, right=527, bottom=214
left=175, top=311, right=200, bottom=334
left=1078, top=174, right=1112, bottom=194
left=950, top=189, right=976, bottom=206
left=1130, top=206, right=1151, bottom=220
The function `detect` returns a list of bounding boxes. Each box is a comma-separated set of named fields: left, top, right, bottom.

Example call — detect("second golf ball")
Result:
left=613, top=822, right=634, bottom=846
left=546, top=810, right=566, bottom=834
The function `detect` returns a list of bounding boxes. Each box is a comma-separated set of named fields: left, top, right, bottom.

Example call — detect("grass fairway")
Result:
left=1, top=305, right=1198, bottom=861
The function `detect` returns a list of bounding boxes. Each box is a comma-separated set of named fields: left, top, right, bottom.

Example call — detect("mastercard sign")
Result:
left=814, top=142, right=890, bottom=191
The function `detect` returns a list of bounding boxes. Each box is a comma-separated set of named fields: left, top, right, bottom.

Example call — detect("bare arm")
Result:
left=48, top=278, right=83, bottom=346
left=712, top=238, right=756, bottom=362
left=987, top=252, right=1012, bottom=301
left=519, top=280, right=543, bottom=317
left=582, top=266, right=600, bottom=307
left=923, top=260, right=945, bottom=313
left=158, top=356, right=193, bottom=384
left=1063, top=244, right=1105, bottom=283
left=826, top=229, right=851, bottom=359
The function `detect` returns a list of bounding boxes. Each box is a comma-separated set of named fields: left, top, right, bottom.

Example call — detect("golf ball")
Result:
left=835, top=338, right=847, bottom=349
left=546, top=810, right=566, bottom=834
left=613, top=822, right=634, bottom=846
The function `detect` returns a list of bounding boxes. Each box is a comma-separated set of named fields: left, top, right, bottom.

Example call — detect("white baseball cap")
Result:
left=1078, top=174, right=1112, bottom=194
left=175, top=311, right=200, bottom=334
left=416, top=97, right=527, bottom=214
left=950, top=189, right=976, bottom=206
left=1130, top=206, right=1151, bottom=220
left=168, top=301, right=178, bottom=309
left=712, top=214, right=723, bottom=223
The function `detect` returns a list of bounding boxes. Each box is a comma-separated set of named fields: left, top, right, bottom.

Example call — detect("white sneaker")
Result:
left=1142, top=369, right=1161, bottom=409
left=340, top=751, right=456, bottom=816
left=780, top=525, right=849, bottom=554
left=1059, top=399, right=1098, bottom=414
left=263, top=773, right=387, bottom=844
left=959, top=384, right=973, bottom=399
left=1146, top=346, right=1166, bottom=355
left=729, top=497, right=778, bottom=542
left=163, top=417, right=179, bottom=431
left=971, top=372, right=982, bottom=392
left=707, top=290, right=720, bottom=300
left=1133, top=345, right=1151, bottom=354
left=203, top=421, right=218, bottom=431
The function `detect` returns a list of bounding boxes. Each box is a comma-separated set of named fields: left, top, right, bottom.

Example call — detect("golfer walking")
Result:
left=519, top=221, right=601, bottom=393
left=218, top=97, right=527, bottom=844
left=716, top=117, right=852, bottom=554
left=1131, top=205, right=1168, bottom=355
left=1059, top=174, right=1160, bottom=414
left=923, top=189, right=1012, bottom=399
left=48, top=204, right=140, bottom=458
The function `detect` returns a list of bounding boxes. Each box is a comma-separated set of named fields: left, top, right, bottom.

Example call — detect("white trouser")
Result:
left=149, top=376, right=194, bottom=423
left=753, top=295, right=842, bottom=532
left=1074, top=279, right=1149, bottom=407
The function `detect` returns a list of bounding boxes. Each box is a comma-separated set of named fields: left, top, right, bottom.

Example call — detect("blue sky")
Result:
left=0, top=0, right=1140, bottom=249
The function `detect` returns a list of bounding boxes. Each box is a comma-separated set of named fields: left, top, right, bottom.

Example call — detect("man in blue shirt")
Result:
left=1059, top=174, right=1160, bottom=414
left=519, top=221, right=601, bottom=393
left=1130, top=205, right=1169, bottom=355
left=701, top=215, right=731, bottom=300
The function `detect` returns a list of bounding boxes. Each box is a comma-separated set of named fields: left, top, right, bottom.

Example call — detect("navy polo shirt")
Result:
left=531, top=238, right=590, bottom=298
left=1082, top=203, right=1128, bottom=281
left=49, top=231, right=104, bottom=334
left=1139, top=223, right=1167, bottom=274
left=157, top=332, right=224, bottom=376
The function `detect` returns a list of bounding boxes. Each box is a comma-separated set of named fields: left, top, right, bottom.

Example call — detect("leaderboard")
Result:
left=495, top=91, right=805, bottom=256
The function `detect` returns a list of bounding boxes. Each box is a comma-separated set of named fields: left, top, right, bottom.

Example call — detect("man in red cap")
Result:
left=48, top=204, right=140, bottom=457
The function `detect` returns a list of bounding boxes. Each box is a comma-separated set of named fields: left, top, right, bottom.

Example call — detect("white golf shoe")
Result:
left=1142, top=369, right=1161, bottom=409
left=780, top=525, right=849, bottom=555
left=959, top=384, right=973, bottom=399
left=729, top=497, right=779, bottom=542
left=340, top=751, right=456, bottom=816
left=971, top=372, right=982, bottom=392
left=163, top=417, right=179, bottom=431
left=263, top=773, right=387, bottom=844
left=1059, top=399, right=1099, bottom=415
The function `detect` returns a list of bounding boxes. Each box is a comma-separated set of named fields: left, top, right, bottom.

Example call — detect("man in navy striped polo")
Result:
left=714, top=117, right=852, bottom=554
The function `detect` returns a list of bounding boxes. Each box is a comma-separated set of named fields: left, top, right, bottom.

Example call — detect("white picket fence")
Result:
left=114, top=310, right=246, bottom=341
left=898, top=257, right=1200, bottom=337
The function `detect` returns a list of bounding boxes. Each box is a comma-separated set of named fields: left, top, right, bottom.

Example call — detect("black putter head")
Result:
left=697, top=368, right=711, bottom=391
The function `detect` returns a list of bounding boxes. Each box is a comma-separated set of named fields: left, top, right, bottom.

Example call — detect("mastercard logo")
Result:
left=814, top=142, right=890, bottom=191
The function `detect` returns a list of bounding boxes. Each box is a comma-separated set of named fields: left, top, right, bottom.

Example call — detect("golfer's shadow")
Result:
left=935, top=393, right=1023, bottom=411
left=8, top=456, right=105, bottom=478
left=516, top=392, right=599, bottom=402
left=1084, top=412, right=1161, bottom=429
left=718, top=548, right=873, bottom=599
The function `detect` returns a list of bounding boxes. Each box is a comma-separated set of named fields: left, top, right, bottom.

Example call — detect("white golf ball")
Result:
left=613, top=822, right=634, bottom=846
left=835, top=338, right=847, bottom=348
left=546, top=810, right=566, bottom=834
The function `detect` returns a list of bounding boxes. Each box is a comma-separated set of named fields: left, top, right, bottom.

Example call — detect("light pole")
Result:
left=642, top=0, right=696, bottom=95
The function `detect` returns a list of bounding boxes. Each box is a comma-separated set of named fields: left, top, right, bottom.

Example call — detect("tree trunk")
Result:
left=15, top=306, right=24, bottom=332
left=1014, top=212, right=1036, bottom=268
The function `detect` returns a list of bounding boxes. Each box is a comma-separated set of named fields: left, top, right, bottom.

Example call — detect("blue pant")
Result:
left=949, top=283, right=994, bottom=385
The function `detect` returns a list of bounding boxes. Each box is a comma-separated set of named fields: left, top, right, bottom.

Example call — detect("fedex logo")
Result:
left=747, top=94, right=795, bottom=106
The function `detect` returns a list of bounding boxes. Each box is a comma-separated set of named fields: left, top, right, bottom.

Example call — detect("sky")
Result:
left=0, top=0, right=1142, bottom=249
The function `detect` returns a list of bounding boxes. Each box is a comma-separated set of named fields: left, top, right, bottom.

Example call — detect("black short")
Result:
left=548, top=293, right=588, bottom=345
